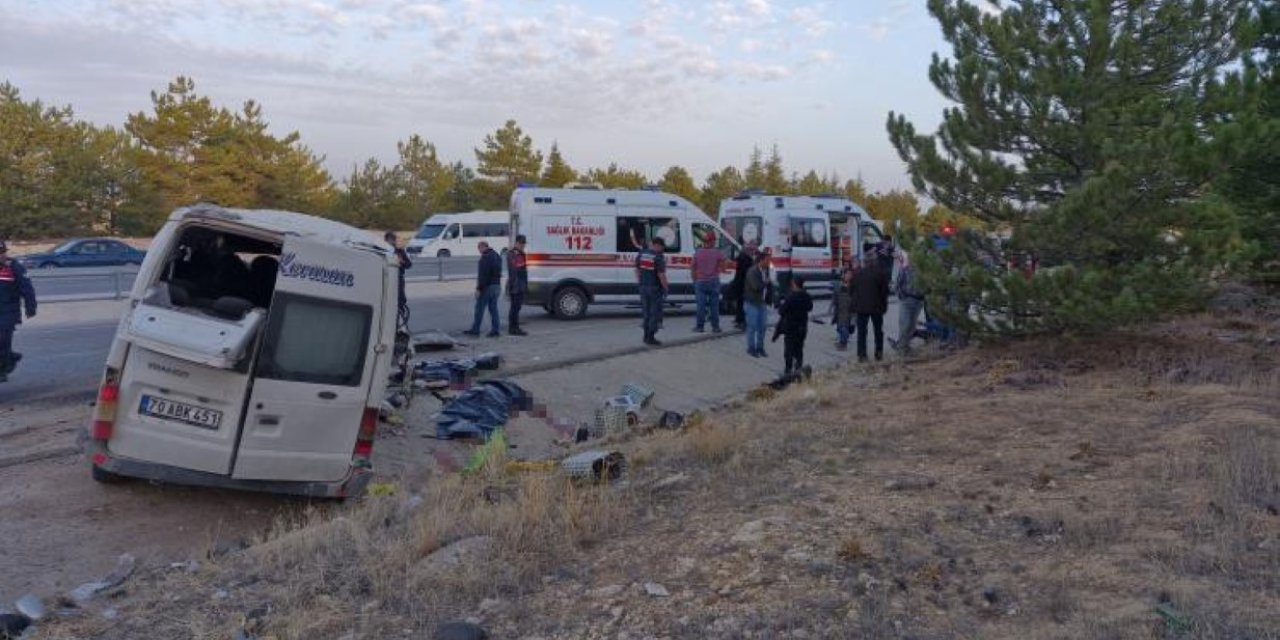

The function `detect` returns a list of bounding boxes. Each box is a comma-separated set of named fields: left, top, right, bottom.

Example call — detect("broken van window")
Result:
left=255, top=292, right=372, bottom=387
left=154, top=226, right=283, bottom=316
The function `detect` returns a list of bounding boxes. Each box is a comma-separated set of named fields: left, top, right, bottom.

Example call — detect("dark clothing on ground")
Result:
left=477, top=248, right=503, bottom=290
left=856, top=312, right=884, bottom=360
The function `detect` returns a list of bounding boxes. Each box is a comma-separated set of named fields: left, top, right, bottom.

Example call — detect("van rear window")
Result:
left=254, top=293, right=372, bottom=387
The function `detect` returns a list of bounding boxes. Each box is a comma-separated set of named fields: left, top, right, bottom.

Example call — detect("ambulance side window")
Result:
left=617, top=217, right=681, bottom=253
left=790, top=218, right=828, bottom=248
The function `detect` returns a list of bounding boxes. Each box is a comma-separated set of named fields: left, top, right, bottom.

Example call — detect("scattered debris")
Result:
left=1, top=612, right=31, bottom=639
left=650, top=472, right=690, bottom=492
left=68, top=553, right=135, bottom=605
left=168, top=560, right=200, bottom=574
left=412, top=330, right=460, bottom=353
left=474, top=352, right=502, bottom=371
left=366, top=482, right=398, bottom=497
left=657, top=410, right=685, bottom=429
left=619, top=383, right=655, bottom=408
left=14, top=594, right=44, bottom=621
left=561, top=450, right=627, bottom=482
left=434, top=621, right=488, bottom=640
left=643, top=582, right=671, bottom=598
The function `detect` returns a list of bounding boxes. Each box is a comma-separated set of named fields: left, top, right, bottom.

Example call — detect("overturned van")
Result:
left=86, top=204, right=398, bottom=498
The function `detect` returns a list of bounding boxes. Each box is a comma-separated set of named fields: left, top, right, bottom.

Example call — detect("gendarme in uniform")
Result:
left=635, top=242, right=667, bottom=345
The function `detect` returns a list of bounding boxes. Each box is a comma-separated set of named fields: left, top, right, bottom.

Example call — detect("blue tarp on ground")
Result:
left=436, top=380, right=533, bottom=440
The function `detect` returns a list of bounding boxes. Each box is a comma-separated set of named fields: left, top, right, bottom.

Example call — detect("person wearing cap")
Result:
left=506, top=234, right=529, bottom=336
left=0, top=239, right=37, bottom=382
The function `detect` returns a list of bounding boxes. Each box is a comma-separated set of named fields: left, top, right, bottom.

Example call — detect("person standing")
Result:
left=730, top=241, right=756, bottom=329
left=851, top=256, right=890, bottom=362
left=464, top=241, right=502, bottom=338
left=893, top=250, right=925, bottom=354
left=742, top=251, right=771, bottom=357
left=692, top=234, right=723, bottom=333
left=636, top=237, right=669, bottom=346
left=831, top=267, right=855, bottom=351
left=506, top=234, right=529, bottom=336
left=878, top=236, right=896, bottom=275
left=0, top=240, right=37, bottom=382
left=773, top=275, right=813, bottom=376
left=384, top=231, right=412, bottom=328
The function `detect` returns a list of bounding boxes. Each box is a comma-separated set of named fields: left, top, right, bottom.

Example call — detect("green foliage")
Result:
left=658, top=165, right=701, bottom=205
left=887, top=0, right=1258, bottom=335
left=474, top=119, right=542, bottom=186
left=584, top=163, right=648, bottom=189
left=700, top=165, right=746, bottom=217
left=0, top=83, right=118, bottom=238
left=862, top=189, right=922, bottom=235
left=540, top=143, right=577, bottom=187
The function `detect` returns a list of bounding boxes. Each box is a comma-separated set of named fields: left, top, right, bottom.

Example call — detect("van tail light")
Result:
left=91, top=367, right=122, bottom=442
left=353, top=408, right=378, bottom=462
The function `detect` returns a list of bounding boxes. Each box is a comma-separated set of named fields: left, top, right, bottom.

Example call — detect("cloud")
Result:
left=857, top=16, right=892, bottom=42
left=569, top=28, right=612, bottom=59
left=789, top=4, right=835, bottom=37
left=737, top=62, right=791, bottom=81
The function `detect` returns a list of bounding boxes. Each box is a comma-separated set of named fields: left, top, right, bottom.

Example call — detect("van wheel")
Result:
left=552, top=286, right=589, bottom=320
left=92, top=465, right=126, bottom=484
left=437, top=249, right=451, bottom=258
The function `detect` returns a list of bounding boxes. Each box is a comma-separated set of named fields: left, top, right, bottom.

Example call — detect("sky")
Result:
left=0, top=0, right=958, bottom=194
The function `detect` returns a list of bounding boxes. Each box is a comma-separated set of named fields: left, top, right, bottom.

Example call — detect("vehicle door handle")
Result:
left=318, top=391, right=337, bottom=400
left=258, top=415, right=280, bottom=426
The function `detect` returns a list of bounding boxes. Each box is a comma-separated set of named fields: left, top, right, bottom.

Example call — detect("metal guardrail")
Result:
left=30, top=257, right=479, bottom=304
left=28, top=266, right=139, bottom=303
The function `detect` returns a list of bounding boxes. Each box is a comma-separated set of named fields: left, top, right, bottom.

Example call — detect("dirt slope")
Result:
left=34, top=308, right=1279, bottom=640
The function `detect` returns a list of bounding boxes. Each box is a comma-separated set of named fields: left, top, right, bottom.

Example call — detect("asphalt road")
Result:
left=24, top=258, right=479, bottom=300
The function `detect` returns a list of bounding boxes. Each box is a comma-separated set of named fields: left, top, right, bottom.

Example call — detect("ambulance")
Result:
left=510, top=185, right=740, bottom=320
left=718, top=193, right=884, bottom=294
left=86, top=204, right=399, bottom=498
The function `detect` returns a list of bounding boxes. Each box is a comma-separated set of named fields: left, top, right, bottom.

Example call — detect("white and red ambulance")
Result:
left=510, top=185, right=740, bottom=319
left=718, top=193, right=883, bottom=294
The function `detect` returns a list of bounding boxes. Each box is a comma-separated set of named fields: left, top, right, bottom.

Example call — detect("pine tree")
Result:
left=474, top=120, right=543, bottom=186
left=395, top=134, right=453, bottom=220
left=763, top=144, right=788, bottom=194
left=701, top=165, right=746, bottom=217
left=743, top=146, right=766, bottom=190
left=584, top=163, right=648, bottom=189
left=540, top=142, right=578, bottom=187
left=887, top=0, right=1255, bottom=334
left=792, top=169, right=826, bottom=195
left=658, top=165, right=701, bottom=204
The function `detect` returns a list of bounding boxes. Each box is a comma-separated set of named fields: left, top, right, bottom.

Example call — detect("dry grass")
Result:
left=36, top=306, right=1280, bottom=639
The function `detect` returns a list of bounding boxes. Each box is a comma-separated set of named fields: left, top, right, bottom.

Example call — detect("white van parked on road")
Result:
left=511, top=185, right=740, bottom=319
left=87, top=204, right=399, bottom=498
left=406, top=211, right=510, bottom=257
left=718, top=193, right=883, bottom=294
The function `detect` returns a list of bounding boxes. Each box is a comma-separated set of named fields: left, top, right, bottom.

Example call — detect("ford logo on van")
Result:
left=278, top=252, right=355, bottom=287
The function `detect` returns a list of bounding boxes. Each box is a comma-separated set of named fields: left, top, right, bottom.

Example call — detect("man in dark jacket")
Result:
left=772, top=275, right=813, bottom=376
left=506, top=235, right=529, bottom=336
left=464, top=241, right=503, bottom=337
left=385, top=231, right=412, bottom=328
left=0, top=240, right=37, bottom=382
left=730, top=241, right=757, bottom=329
left=851, top=257, right=890, bottom=362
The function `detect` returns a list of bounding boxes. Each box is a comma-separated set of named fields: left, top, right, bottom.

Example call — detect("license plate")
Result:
left=139, top=395, right=223, bottom=430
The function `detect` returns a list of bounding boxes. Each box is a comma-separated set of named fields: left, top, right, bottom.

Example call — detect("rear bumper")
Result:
left=88, top=443, right=372, bottom=499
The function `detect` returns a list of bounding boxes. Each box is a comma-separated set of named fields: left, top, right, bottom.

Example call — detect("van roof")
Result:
left=720, top=193, right=869, bottom=215
left=423, top=211, right=507, bottom=223
left=513, top=187, right=700, bottom=211
left=170, top=203, right=384, bottom=250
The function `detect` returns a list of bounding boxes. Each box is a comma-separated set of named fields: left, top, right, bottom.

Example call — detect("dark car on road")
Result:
left=17, top=238, right=147, bottom=269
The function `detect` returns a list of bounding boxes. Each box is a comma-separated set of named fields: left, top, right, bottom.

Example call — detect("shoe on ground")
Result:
left=462, top=330, right=480, bottom=337
left=875, top=352, right=883, bottom=361
left=693, top=326, right=705, bottom=333
left=758, top=350, right=768, bottom=358
left=509, top=328, right=528, bottom=336
left=837, top=344, right=847, bottom=351
left=858, top=355, right=869, bottom=363
left=712, top=327, right=723, bottom=333
left=487, top=332, right=501, bottom=338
